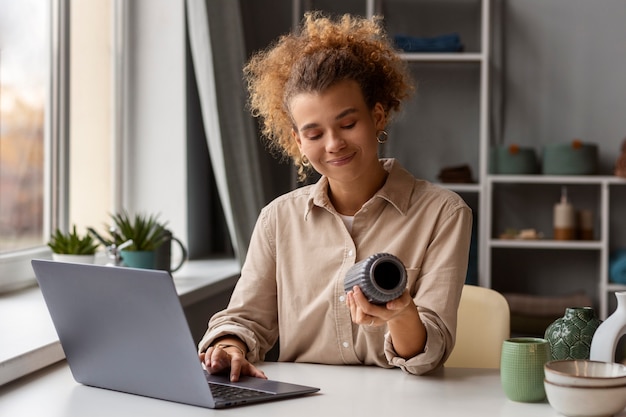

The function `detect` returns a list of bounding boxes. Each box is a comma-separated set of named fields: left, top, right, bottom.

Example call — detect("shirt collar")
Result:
left=304, top=158, right=415, bottom=220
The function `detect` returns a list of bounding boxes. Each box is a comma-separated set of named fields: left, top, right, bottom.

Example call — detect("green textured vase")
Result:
left=544, top=307, right=602, bottom=360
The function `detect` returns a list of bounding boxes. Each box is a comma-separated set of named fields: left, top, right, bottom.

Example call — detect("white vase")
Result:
left=52, top=253, right=96, bottom=264
left=590, top=291, right=626, bottom=363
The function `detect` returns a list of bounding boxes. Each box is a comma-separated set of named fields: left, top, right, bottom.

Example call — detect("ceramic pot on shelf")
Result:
left=544, top=307, right=602, bottom=361
left=590, top=292, right=626, bottom=363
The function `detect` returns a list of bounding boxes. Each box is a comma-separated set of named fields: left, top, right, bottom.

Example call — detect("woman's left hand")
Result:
left=346, top=285, right=414, bottom=327
left=347, top=285, right=426, bottom=358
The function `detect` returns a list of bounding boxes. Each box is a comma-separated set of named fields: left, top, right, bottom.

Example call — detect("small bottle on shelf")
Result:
left=577, top=209, right=594, bottom=240
left=553, top=186, right=575, bottom=240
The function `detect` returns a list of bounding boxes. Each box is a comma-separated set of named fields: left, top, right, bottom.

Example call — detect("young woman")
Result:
left=199, top=12, right=472, bottom=381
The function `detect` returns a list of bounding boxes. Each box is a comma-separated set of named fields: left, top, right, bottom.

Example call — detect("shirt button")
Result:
left=348, top=250, right=354, bottom=257
left=339, top=295, right=345, bottom=302
left=342, top=342, right=349, bottom=348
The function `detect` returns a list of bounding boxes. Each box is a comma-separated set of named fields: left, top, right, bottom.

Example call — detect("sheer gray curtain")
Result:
left=186, top=0, right=264, bottom=263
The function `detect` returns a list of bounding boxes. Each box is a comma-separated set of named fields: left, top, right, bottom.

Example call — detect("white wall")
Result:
left=124, top=0, right=188, bottom=245
left=69, top=0, right=113, bottom=235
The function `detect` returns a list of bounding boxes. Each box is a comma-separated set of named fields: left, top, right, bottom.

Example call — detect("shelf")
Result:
left=488, top=175, right=622, bottom=185
left=606, top=284, right=626, bottom=292
left=399, top=52, right=484, bottom=62
left=439, top=183, right=481, bottom=193
left=489, top=239, right=603, bottom=250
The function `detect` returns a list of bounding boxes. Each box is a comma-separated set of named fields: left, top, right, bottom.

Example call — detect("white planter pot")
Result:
left=51, top=254, right=96, bottom=264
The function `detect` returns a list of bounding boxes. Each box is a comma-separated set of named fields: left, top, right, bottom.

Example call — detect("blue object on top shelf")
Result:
left=394, top=33, right=463, bottom=53
left=610, top=250, right=626, bottom=285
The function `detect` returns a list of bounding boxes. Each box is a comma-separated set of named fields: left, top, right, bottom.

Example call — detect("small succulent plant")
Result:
left=109, top=211, right=169, bottom=251
left=47, top=225, right=100, bottom=255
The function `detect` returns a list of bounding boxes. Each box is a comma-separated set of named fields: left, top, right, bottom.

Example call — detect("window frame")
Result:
left=0, top=0, right=69, bottom=292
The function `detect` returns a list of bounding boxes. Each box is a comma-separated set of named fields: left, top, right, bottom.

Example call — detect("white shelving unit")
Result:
left=485, top=175, right=626, bottom=319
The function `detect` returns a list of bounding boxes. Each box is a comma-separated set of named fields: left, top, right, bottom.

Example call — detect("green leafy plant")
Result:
left=48, top=225, right=100, bottom=255
left=109, top=211, right=169, bottom=251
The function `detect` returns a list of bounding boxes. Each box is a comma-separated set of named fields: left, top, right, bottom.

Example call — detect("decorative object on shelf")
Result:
left=545, top=307, right=602, bottom=360
left=614, top=137, right=626, bottom=178
left=489, top=144, right=538, bottom=175
left=437, top=164, right=473, bottom=183
left=48, top=225, right=99, bottom=264
left=344, top=253, right=407, bottom=305
left=553, top=186, right=576, bottom=240
left=393, top=33, right=463, bottom=53
left=576, top=209, right=594, bottom=240
left=609, top=250, right=626, bottom=285
left=590, top=291, right=626, bottom=363
left=499, top=228, right=543, bottom=240
left=541, top=139, right=598, bottom=175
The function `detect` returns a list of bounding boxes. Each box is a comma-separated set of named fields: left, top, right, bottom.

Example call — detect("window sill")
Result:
left=0, top=258, right=240, bottom=386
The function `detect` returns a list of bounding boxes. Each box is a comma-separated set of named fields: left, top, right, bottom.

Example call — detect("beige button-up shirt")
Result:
left=199, top=159, right=472, bottom=375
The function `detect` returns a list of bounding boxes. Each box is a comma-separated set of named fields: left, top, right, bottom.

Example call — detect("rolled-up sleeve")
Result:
left=384, top=204, right=472, bottom=375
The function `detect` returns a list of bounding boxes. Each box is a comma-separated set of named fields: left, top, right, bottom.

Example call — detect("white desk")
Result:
left=0, top=361, right=579, bottom=417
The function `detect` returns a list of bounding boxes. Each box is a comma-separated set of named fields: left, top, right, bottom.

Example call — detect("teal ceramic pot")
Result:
left=489, top=145, right=538, bottom=175
left=545, top=307, right=602, bottom=360
left=542, top=141, right=598, bottom=175
left=121, top=250, right=156, bottom=269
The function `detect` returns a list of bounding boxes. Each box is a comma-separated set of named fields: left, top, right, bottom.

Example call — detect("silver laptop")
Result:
left=31, top=259, right=319, bottom=409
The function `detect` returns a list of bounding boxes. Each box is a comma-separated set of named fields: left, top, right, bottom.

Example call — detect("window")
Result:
left=0, top=0, right=115, bottom=292
left=0, top=0, right=49, bottom=253
left=0, top=0, right=51, bottom=292
left=0, top=1, right=48, bottom=254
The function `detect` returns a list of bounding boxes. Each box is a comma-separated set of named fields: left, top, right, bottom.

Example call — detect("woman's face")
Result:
left=290, top=79, right=386, bottom=185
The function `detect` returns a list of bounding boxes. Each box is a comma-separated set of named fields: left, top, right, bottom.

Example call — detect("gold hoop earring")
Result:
left=301, top=155, right=311, bottom=167
left=377, top=130, right=389, bottom=144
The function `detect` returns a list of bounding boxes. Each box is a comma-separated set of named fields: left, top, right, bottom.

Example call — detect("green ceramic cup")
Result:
left=500, top=337, right=550, bottom=402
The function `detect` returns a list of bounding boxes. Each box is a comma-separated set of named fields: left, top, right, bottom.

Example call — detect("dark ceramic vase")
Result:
left=544, top=307, right=602, bottom=360
left=343, top=253, right=407, bottom=305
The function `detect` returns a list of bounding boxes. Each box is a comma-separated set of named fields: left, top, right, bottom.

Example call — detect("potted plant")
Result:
left=48, top=225, right=100, bottom=264
left=108, top=211, right=169, bottom=269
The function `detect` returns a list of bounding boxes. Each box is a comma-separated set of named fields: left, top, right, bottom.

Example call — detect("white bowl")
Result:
left=544, top=379, right=626, bottom=417
left=544, top=360, right=626, bottom=387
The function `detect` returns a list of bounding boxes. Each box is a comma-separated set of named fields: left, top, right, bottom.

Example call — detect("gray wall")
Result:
left=490, top=0, right=626, bottom=303
left=500, top=0, right=626, bottom=174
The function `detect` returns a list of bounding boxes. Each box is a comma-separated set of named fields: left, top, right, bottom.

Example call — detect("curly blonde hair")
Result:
left=244, top=12, right=414, bottom=181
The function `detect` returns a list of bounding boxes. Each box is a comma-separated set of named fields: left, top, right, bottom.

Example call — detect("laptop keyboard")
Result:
left=208, top=382, right=275, bottom=401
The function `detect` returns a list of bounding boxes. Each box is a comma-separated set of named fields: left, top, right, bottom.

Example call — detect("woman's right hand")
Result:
left=200, top=344, right=267, bottom=382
